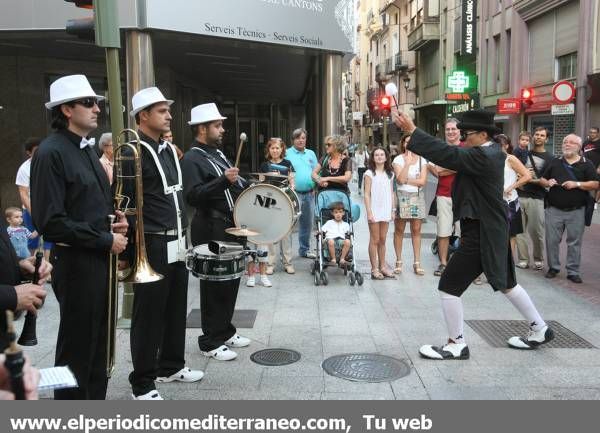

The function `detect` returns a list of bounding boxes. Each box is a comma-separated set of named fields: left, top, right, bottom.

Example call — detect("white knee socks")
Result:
left=440, top=291, right=465, bottom=344
left=504, top=284, right=546, bottom=331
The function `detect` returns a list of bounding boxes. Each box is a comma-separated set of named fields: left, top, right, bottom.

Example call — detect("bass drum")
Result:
left=233, top=183, right=300, bottom=244
left=186, top=244, right=246, bottom=281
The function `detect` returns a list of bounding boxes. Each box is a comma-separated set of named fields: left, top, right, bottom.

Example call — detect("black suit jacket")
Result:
left=408, top=128, right=510, bottom=290
left=1, top=219, right=21, bottom=350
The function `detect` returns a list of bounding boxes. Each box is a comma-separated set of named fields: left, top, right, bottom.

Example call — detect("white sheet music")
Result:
left=38, top=366, right=78, bottom=391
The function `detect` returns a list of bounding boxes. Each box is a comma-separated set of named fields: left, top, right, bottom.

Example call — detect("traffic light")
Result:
left=380, top=95, right=391, bottom=117
left=521, top=88, right=534, bottom=108
left=65, top=0, right=95, bottom=41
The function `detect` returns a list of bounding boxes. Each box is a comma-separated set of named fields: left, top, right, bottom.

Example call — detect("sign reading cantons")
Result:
left=461, top=0, right=477, bottom=56
left=144, top=0, right=354, bottom=53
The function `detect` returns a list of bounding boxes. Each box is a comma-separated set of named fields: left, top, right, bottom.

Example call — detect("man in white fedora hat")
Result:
left=30, top=74, right=129, bottom=399
left=181, top=103, right=251, bottom=361
left=125, top=87, right=203, bottom=400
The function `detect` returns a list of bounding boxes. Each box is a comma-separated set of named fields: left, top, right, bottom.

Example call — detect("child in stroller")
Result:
left=312, top=190, right=363, bottom=286
left=321, top=202, right=352, bottom=267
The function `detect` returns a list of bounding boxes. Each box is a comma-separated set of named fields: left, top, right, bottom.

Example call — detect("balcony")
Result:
left=407, top=19, right=440, bottom=51
left=394, top=52, right=409, bottom=71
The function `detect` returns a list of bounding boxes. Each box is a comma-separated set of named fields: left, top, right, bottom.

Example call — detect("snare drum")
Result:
left=186, top=244, right=246, bottom=281
left=233, top=183, right=300, bottom=244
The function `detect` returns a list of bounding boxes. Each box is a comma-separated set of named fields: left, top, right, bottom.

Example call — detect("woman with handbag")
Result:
left=392, top=133, right=428, bottom=276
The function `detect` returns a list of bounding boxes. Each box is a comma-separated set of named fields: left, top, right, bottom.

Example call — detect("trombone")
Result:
left=106, top=128, right=163, bottom=377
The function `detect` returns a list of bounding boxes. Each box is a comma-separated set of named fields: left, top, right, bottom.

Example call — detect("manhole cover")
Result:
left=466, top=320, right=596, bottom=349
left=250, top=349, right=301, bottom=366
left=322, top=353, right=411, bottom=382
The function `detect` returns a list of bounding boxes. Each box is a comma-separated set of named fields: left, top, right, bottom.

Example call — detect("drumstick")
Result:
left=234, top=132, right=248, bottom=168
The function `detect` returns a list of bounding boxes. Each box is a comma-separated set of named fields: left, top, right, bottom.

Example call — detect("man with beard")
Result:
left=539, top=134, right=599, bottom=284
left=181, top=103, right=251, bottom=361
left=393, top=109, right=554, bottom=359
left=31, top=74, right=128, bottom=399
left=127, top=87, right=204, bottom=400
left=515, top=127, right=554, bottom=270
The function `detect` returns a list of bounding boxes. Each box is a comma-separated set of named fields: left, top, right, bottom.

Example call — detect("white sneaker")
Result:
left=132, top=390, right=163, bottom=400
left=224, top=333, right=251, bottom=348
left=260, top=275, right=272, bottom=287
left=533, top=261, right=544, bottom=270
left=419, top=342, right=470, bottom=360
left=201, top=345, right=237, bottom=361
left=516, top=261, right=529, bottom=269
left=246, top=276, right=255, bottom=287
left=156, top=367, right=204, bottom=383
left=508, top=325, right=554, bottom=350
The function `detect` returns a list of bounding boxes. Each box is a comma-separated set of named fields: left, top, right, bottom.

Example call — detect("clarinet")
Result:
left=17, top=249, right=43, bottom=346
left=4, top=311, right=26, bottom=400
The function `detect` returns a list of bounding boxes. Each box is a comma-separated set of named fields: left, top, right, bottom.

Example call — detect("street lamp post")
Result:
left=403, top=76, right=411, bottom=105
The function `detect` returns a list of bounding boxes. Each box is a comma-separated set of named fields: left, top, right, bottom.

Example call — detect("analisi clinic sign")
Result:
left=144, top=0, right=355, bottom=53
left=461, top=0, right=477, bottom=56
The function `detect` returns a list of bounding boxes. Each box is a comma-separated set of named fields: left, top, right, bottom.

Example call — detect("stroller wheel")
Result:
left=343, top=262, right=348, bottom=276
left=355, top=272, right=364, bottom=286
left=349, top=272, right=356, bottom=286
left=431, top=239, right=438, bottom=255
left=314, top=271, right=320, bottom=286
left=320, top=271, right=328, bottom=286
left=310, top=261, right=316, bottom=275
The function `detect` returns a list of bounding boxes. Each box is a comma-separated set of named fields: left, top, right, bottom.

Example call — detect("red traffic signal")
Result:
left=521, top=88, right=534, bottom=108
left=65, top=0, right=93, bottom=8
left=380, top=95, right=391, bottom=109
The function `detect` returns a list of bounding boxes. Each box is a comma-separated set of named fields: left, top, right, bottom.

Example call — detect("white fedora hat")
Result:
left=45, top=74, right=105, bottom=109
left=188, top=103, right=227, bottom=126
left=130, top=87, right=174, bottom=116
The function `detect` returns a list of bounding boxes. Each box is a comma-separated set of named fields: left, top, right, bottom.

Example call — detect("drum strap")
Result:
left=192, top=147, right=235, bottom=211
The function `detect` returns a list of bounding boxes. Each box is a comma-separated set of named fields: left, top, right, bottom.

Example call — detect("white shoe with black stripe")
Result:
left=419, top=342, right=470, bottom=360
left=508, top=325, right=554, bottom=350
left=132, top=389, right=163, bottom=400
left=156, top=367, right=204, bottom=383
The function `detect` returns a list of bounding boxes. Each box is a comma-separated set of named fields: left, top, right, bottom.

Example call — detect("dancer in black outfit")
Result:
left=181, top=103, right=251, bottom=361
left=31, top=75, right=128, bottom=398
left=393, top=109, right=554, bottom=359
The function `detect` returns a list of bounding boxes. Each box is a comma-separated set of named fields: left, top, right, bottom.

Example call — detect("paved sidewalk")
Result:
left=24, top=181, right=600, bottom=400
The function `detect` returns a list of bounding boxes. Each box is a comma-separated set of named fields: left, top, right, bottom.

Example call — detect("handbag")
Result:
left=561, top=158, right=595, bottom=227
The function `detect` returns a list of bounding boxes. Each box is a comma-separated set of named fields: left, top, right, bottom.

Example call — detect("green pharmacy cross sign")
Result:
left=447, top=71, right=471, bottom=93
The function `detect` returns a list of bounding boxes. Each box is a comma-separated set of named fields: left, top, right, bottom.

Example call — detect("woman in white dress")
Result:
left=364, top=147, right=396, bottom=279
left=392, top=134, right=428, bottom=276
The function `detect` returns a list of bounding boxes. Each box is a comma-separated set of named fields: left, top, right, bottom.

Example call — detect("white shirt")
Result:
left=322, top=219, right=350, bottom=240
left=15, top=158, right=31, bottom=188
left=392, top=154, right=427, bottom=193
left=354, top=151, right=368, bottom=168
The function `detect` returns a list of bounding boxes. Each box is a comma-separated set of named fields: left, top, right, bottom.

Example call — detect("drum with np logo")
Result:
left=186, top=244, right=246, bottom=281
left=233, top=183, right=300, bottom=244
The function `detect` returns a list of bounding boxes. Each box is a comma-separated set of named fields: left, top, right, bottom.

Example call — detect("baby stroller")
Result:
left=430, top=232, right=460, bottom=256
left=311, top=189, right=364, bottom=286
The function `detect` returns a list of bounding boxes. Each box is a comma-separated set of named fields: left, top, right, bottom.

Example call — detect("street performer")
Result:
left=31, top=74, right=128, bottom=399
left=126, top=87, right=203, bottom=400
left=181, top=103, right=251, bottom=361
left=393, top=109, right=554, bottom=360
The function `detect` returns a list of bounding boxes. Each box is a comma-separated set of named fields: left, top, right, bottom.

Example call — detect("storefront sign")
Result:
left=144, top=0, right=355, bottom=53
left=551, top=103, right=575, bottom=116
left=461, top=0, right=477, bottom=56
left=496, top=98, right=521, bottom=114
left=446, top=93, right=471, bottom=101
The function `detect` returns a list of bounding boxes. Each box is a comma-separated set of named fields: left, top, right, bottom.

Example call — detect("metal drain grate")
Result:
left=466, top=320, right=596, bottom=349
left=250, top=349, right=301, bottom=366
left=322, top=353, right=411, bottom=382
left=186, top=309, right=257, bottom=329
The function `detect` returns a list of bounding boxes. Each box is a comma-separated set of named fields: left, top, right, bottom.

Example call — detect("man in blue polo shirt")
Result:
left=287, top=128, right=318, bottom=258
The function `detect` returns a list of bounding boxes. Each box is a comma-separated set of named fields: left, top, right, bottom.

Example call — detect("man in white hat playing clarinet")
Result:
left=181, top=103, right=251, bottom=361
left=126, top=87, right=203, bottom=400
left=31, top=74, right=129, bottom=399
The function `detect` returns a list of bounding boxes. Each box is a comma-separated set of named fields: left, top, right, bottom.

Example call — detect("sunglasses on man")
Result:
left=72, top=97, right=99, bottom=108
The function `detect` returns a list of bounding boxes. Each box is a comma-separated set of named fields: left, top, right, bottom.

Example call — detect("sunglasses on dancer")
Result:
left=460, top=130, right=480, bottom=141
left=72, top=98, right=99, bottom=108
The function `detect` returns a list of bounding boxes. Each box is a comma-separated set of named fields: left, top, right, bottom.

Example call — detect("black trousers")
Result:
left=51, top=245, right=109, bottom=400
left=129, top=233, right=189, bottom=396
left=439, top=219, right=516, bottom=297
left=191, top=214, right=240, bottom=352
